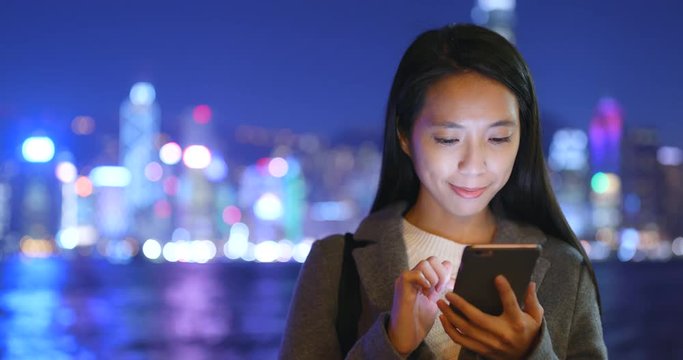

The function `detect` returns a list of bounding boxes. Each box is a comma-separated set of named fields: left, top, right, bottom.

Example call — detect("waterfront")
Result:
left=0, top=257, right=681, bottom=359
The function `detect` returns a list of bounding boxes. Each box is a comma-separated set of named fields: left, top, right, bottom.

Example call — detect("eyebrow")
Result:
left=430, top=120, right=517, bottom=128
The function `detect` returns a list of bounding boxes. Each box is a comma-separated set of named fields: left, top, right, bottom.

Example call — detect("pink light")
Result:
left=268, top=157, right=289, bottom=178
left=154, top=199, right=172, bottom=218
left=222, top=206, right=242, bottom=225
left=193, top=105, right=212, bottom=125
left=163, top=176, right=179, bottom=196
left=144, top=162, right=163, bottom=182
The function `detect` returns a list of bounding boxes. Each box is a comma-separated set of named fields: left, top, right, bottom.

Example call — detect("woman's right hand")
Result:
left=388, top=256, right=453, bottom=356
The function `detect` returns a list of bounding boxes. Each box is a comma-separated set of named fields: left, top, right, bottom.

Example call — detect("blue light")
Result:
left=89, top=166, right=131, bottom=187
left=129, top=82, right=156, bottom=106
left=21, top=136, right=55, bottom=163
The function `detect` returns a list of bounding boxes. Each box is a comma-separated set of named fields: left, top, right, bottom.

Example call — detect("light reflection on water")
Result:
left=0, top=256, right=300, bottom=359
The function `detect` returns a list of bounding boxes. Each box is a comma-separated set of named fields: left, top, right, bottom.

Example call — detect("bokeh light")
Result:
left=255, top=240, right=279, bottom=262
left=183, top=145, right=211, bottom=169
left=129, top=82, right=156, bottom=106
left=22, top=136, right=55, bottom=163
left=222, top=206, right=242, bottom=225
left=55, top=162, right=77, bottom=183
left=71, top=116, right=95, bottom=135
left=74, top=176, right=93, bottom=197
left=142, top=239, right=162, bottom=260
left=89, top=166, right=132, bottom=187
left=192, top=105, right=212, bottom=124
left=159, top=142, right=182, bottom=165
left=254, top=193, right=283, bottom=220
left=268, top=157, right=289, bottom=177
left=144, top=162, right=163, bottom=182
left=204, top=156, right=228, bottom=182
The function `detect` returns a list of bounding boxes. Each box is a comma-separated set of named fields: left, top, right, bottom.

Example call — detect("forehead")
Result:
left=418, top=72, right=519, bottom=127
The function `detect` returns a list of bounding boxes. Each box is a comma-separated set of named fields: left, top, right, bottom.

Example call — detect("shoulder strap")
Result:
left=336, top=232, right=362, bottom=357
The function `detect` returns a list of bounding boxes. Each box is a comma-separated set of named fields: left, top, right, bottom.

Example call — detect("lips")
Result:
left=450, top=185, right=487, bottom=199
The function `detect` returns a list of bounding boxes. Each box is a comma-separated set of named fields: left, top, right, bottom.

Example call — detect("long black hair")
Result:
left=370, top=24, right=601, bottom=306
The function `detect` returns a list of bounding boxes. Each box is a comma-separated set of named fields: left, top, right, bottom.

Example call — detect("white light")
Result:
left=241, top=242, right=256, bottom=262
left=657, top=146, right=683, bottom=166
left=268, top=157, right=289, bottom=178
left=163, top=242, right=179, bottom=262
left=255, top=240, right=279, bottom=262
left=129, top=82, right=156, bottom=106
left=55, top=162, right=77, bottom=183
left=183, top=145, right=212, bottom=169
left=56, top=227, right=79, bottom=250
left=225, top=237, right=248, bottom=260
left=89, top=166, right=132, bottom=187
left=254, top=193, right=283, bottom=220
left=142, top=239, right=162, bottom=260
left=224, top=223, right=250, bottom=260
left=478, top=0, right=515, bottom=11
left=191, top=240, right=217, bottom=263
left=293, top=240, right=313, bottom=263
left=22, top=136, right=55, bottom=163
left=673, top=237, right=683, bottom=256
left=618, top=228, right=639, bottom=262
left=159, top=142, right=183, bottom=165
left=278, top=239, right=294, bottom=262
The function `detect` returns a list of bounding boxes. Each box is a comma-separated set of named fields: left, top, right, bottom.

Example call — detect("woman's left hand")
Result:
left=436, top=275, right=544, bottom=360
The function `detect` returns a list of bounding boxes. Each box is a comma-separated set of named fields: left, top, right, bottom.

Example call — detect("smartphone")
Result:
left=451, top=244, right=541, bottom=317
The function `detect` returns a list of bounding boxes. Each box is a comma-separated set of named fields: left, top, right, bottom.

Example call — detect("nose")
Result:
left=458, top=141, right=486, bottom=176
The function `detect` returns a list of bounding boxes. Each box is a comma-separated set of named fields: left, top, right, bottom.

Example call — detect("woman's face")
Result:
left=401, top=72, right=520, bottom=221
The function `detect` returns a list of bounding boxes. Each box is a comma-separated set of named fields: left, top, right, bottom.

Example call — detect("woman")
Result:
left=280, top=24, right=607, bottom=359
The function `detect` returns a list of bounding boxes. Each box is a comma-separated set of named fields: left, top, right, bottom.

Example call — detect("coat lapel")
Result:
left=351, top=203, right=409, bottom=311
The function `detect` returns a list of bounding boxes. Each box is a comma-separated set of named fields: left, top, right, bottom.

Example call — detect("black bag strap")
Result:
left=336, top=232, right=362, bottom=357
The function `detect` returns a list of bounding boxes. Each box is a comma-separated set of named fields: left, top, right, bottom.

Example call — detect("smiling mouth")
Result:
left=450, top=185, right=487, bottom=199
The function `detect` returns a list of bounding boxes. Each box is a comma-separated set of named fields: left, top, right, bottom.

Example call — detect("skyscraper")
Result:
left=120, top=82, right=162, bottom=238
left=589, top=98, right=623, bottom=231
left=471, top=0, right=516, bottom=42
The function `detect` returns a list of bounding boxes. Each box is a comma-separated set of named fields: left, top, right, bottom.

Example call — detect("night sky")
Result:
left=1, top=0, right=682, bottom=162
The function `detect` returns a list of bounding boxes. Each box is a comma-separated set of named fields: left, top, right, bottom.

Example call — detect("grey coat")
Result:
left=280, top=203, right=608, bottom=359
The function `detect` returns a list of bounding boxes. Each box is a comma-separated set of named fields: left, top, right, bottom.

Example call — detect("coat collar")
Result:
left=351, top=202, right=551, bottom=311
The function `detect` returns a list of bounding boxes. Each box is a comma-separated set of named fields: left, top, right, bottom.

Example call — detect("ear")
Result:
left=397, top=129, right=412, bottom=158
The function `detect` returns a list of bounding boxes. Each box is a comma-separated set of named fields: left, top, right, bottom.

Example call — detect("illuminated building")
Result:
left=10, top=136, right=60, bottom=253
left=472, top=0, right=516, bottom=42
left=548, top=128, right=590, bottom=238
left=658, top=146, right=683, bottom=239
left=120, top=82, right=162, bottom=239
left=589, top=98, right=623, bottom=231
left=620, top=128, right=661, bottom=230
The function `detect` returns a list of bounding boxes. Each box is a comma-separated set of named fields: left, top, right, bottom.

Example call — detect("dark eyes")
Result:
left=433, top=136, right=512, bottom=145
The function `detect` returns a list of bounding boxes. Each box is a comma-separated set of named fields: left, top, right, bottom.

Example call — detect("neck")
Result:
left=404, top=203, right=496, bottom=245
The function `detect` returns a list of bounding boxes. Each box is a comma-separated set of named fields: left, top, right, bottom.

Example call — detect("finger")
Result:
left=425, top=257, right=451, bottom=292
left=444, top=292, right=498, bottom=331
left=398, top=269, right=431, bottom=294
left=524, top=282, right=544, bottom=323
left=437, top=299, right=503, bottom=347
left=439, top=314, right=496, bottom=358
left=415, top=259, right=440, bottom=291
left=495, top=275, right=523, bottom=319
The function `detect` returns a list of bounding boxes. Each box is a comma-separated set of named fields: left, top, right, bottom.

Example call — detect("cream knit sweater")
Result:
left=402, top=218, right=467, bottom=359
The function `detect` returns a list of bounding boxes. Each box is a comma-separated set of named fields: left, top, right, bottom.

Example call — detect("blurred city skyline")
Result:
left=1, top=0, right=683, bottom=164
